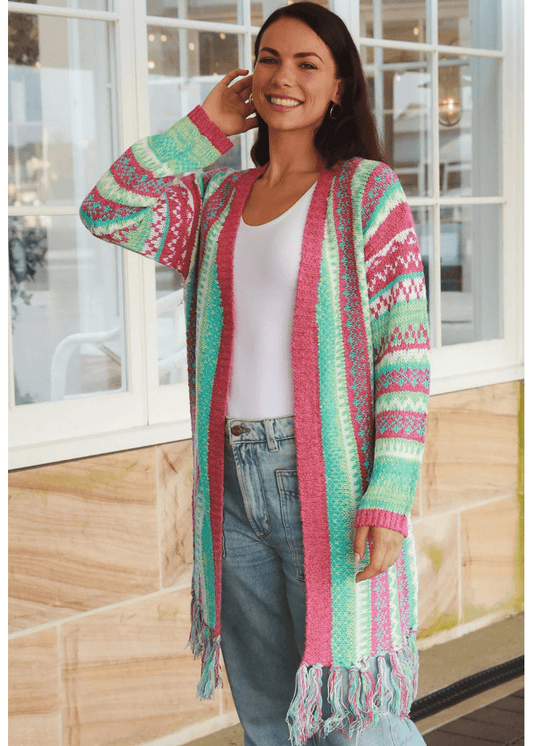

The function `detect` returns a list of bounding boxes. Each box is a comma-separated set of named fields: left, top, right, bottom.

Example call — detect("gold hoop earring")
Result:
left=329, top=102, right=341, bottom=120
left=250, top=93, right=254, bottom=107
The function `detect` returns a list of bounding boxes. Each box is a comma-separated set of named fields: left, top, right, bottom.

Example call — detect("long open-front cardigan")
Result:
left=80, top=105, right=431, bottom=744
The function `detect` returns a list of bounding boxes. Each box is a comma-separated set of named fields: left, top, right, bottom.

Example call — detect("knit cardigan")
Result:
left=80, top=105, right=431, bottom=745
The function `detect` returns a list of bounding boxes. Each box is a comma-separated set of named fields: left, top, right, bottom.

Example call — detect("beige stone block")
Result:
left=60, top=587, right=220, bottom=746
left=461, top=496, right=520, bottom=622
left=9, top=628, right=60, bottom=746
left=157, top=441, right=194, bottom=588
left=420, top=382, right=519, bottom=515
left=413, top=513, right=459, bottom=639
left=9, top=448, right=159, bottom=632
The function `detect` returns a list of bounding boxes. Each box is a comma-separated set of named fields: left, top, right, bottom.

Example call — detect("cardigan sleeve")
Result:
left=79, top=105, right=233, bottom=280
left=355, top=162, right=431, bottom=538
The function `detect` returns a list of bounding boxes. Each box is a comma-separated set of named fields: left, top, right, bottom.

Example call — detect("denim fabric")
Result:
left=220, top=416, right=426, bottom=746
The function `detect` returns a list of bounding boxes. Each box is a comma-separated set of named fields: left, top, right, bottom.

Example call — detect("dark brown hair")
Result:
left=251, top=2, right=387, bottom=169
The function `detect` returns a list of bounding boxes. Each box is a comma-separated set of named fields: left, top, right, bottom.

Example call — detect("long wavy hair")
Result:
left=250, top=2, right=387, bottom=169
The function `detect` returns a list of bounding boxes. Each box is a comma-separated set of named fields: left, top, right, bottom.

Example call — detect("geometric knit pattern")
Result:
left=80, top=104, right=431, bottom=746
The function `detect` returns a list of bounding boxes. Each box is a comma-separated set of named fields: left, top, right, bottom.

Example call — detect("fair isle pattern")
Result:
left=79, top=106, right=430, bottom=746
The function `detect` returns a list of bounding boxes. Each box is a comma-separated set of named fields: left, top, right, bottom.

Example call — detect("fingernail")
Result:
left=355, top=553, right=361, bottom=563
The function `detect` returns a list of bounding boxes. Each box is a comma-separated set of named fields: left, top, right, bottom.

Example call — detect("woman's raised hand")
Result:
left=201, top=69, right=258, bottom=137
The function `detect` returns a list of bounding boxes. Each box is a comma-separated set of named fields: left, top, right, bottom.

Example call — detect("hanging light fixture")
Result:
left=438, top=58, right=462, bottom=126
left=438, top=95, right=461, bottom=126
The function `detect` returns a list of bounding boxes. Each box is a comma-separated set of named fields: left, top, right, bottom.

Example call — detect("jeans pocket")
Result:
left=275, top=469, right=305, bottom=582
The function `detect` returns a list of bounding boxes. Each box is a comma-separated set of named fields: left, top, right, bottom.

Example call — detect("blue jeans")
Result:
left=220, top=415, right=426, bottom=746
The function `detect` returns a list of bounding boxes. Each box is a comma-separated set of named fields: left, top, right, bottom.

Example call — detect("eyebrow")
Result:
left=258, top=46, right=323, bottom=63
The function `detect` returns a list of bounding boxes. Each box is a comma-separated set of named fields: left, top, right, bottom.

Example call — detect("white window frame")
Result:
left=8, top=0, right=523, bottom=470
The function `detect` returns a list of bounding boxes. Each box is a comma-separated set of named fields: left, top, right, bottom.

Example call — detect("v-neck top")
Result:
left=226, top=181, right=317, bottom=419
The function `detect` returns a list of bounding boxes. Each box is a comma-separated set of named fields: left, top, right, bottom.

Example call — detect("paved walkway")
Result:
left=423, top=689, right=524, bottom=746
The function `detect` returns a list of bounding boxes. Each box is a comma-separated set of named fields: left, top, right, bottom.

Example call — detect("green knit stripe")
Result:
left=193, top=213, right=228, bottom=628
left=316, top=219, right=362, bottom=666
left=363, top=177, right=405, bottom=243
left=142, top=115, right=223, bottom=174
left=370, top=297, right=429, bottom=350
left=360, top=450, right=422, bottom=515
left=386, top=562, right=403, bottom=650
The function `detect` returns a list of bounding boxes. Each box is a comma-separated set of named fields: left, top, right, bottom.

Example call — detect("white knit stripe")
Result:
left=96, top=170, right=158, bottom=208
left=374, top=437, right=425, bottom=460
left=375, top=393, right=430, bottom=415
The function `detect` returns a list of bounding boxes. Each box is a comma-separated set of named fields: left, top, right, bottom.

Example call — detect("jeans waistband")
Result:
left=225, top=415, right=295, bottom=451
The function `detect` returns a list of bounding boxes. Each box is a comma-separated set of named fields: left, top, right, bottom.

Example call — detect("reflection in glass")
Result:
left=439, top=55, right=501, bottom=197
left=8, top=13, right=113, bottom=209
left=10, top=215, right=127, bottom=404
left=147, top=0, right=239, bottom=24
left=411, top=207, right=433, bottom=345
left=440, top=205, right=502, bottom=346
left=438, top=0, right=501, bottom=50
left=156, top=267, right=187, bottom=386
left=148, top=26, right=242, bottom=170
left=250, top=0, right=329, bottom=26
left=13, top=0, right=109, bottom=8
left=360, top=0, right=428, bottom=44
left=363, top=46, right=431, bottom=196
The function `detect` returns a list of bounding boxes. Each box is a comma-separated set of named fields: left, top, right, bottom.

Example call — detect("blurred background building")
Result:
left=8, top=1, right=524, bottom=745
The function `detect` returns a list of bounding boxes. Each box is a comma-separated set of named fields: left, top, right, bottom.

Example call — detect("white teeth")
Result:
left=270, top=97, right=302, bottom=107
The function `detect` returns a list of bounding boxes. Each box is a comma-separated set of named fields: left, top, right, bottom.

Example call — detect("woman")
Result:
left=80, top=4, right=430, bottom=745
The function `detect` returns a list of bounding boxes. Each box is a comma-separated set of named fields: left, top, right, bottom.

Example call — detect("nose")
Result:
left=270, top=60, right=296, bottom=88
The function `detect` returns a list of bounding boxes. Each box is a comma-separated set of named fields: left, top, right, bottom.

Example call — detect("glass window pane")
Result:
left=411, top=206, right=434, bottom=345
left=364, top=46, right=432, bottom=196
left=14, top=0, right=110, bottom=9
left=360, top=0, right=429, bottom=44
left=438, top=0, right=501, bottom=50
left=10, top=215, right=127, bottom=404
left=439, top=54, right=501, bottom=197
left=8, top=13, right=114, bottom=209
left=440, top=205, right=502, bottom=346
left=146, top=0, right=239, bottom=24
left=147, top=25, right=243, bottom=169
left=250, top=0, right=330, bottom=27
left=155, top=267, right=187, bottom=386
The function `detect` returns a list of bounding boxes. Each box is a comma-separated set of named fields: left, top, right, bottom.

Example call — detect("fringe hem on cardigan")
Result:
left=285, top=632, right=419, bottom=746
left=187, top=595, right=222, bottom=700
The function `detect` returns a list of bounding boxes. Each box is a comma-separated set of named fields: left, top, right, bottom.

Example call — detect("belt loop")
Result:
left=264, top=418, right=278, bottom=452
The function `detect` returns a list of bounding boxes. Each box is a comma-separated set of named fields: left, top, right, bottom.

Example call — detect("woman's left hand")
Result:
left=354, top=525, right=404, bottom=583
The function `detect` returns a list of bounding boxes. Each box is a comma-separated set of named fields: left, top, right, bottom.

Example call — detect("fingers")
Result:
left=355, top=526, right=403, bottom=583
left=223, top=68, right=249, bottom=84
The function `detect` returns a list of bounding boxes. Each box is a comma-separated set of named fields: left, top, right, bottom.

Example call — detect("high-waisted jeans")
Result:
left=220, top=415, right=426, bottom=746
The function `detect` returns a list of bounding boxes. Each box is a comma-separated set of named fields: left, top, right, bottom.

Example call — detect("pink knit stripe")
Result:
left=355, top=508, right=408, bottom=538
left=208, top=168, right=265, bottom=637
left=375, top=369, right=430, bottom=397
left=188, top=105, right=234, bottom=154
left=292, top=170, right=335, bottom=666
left=395, top=548, right=411, bottom=640
left=370, top=562, right=393, bottom=655
left=364, top=202, right=415, bottom=262
left=160, top=174, right=202, bottom=277
left=375, top=410, right=427, bottom=442
left=333, top=171, right=374, bottom=489
left=110, top=150, right=168, bottom=197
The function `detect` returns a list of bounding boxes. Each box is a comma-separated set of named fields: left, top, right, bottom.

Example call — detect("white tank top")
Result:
left=226, top=181, right=317, bottom=419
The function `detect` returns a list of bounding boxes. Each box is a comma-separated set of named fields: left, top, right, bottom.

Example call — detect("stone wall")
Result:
left=8, top=381, right=523, bottom=745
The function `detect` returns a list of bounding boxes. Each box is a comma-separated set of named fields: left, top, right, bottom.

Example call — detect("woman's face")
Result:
left=252, top=18, right=342, bottom=135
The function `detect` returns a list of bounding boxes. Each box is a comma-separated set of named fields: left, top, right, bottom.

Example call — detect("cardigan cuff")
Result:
left=355, top=508, right=408, bottom=538
left=188, top=105, right=234, bottom=155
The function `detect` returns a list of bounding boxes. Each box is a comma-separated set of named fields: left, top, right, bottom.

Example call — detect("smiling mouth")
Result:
left=267, top=95, right=303, bottom=108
